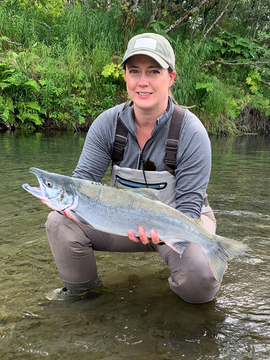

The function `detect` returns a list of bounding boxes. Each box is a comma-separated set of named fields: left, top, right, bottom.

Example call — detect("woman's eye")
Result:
left=150, top=69, right=160, bottom=74
left=45, top=181, right=53, bottom=188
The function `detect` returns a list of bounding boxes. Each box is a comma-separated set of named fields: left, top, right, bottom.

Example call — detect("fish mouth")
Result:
left=22, top=183, right=45, bottom=200
left=22, top=167, right=49, bottom=202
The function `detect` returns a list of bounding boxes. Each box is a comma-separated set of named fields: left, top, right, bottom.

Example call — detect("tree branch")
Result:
left=165, top=0, right=211, bottom=34
left=3, top=39, right=22, bottom=46
left=201, top=0, right=232, bottom=42
left=260, top=80, right=270, bottom=86
left=150, top=0, right=163, bottom=21
left=201, top=60, right=269, bottom=67
left=121, top=0, right=140, bottom=32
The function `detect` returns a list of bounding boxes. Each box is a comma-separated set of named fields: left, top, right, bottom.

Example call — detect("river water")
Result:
left=0, top=132, right=269, bottom=359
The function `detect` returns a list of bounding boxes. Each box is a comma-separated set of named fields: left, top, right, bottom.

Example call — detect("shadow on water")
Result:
left=0, top=132, right=269, bottom=359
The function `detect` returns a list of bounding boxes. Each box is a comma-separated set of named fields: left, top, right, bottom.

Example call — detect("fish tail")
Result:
left=215, top=234, right=251, bottom=259
left=205, top=235, right=251, bottom=283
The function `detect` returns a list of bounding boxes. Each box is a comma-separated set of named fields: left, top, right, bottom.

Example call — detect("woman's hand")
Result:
left=128, top=226, right=160, bottom=245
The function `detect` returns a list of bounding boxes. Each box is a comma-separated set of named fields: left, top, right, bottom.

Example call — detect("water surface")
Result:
left=0, top=132, right=269, bottom=359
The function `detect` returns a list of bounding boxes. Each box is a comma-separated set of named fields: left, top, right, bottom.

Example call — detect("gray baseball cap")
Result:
left=121, top=33, right=175, bottom=69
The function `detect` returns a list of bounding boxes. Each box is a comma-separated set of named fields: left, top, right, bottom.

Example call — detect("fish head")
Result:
left=22, top=167, right=76, bottom=211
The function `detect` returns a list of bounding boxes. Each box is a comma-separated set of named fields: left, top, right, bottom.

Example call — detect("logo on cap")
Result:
left=134, top=38, right=157, bottom=51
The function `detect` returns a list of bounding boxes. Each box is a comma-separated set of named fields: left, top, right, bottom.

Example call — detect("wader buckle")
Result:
left=164, top=139, right=179, bottom=165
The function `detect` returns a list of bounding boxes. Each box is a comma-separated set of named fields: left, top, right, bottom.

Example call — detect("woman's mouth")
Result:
left=137, top=92, right=152, bottom=96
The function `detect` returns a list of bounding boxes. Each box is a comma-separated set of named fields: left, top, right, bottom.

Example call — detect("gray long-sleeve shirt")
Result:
left=73, top=97, right=211, bottom=218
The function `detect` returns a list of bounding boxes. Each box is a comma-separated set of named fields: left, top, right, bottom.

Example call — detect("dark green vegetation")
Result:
left=0, top=0, right=269, bottom=134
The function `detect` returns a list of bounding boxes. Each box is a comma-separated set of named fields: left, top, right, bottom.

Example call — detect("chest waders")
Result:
left=110, top=103, right=186, bottom=208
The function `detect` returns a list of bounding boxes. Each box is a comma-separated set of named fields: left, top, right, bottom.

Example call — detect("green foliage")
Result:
left=168, top=40, right=241, bottom=134
left=0, top=56, right=43, bottom=128
left=202, top=31, right=270, bottom=124
left=4, top=0, right=67, bottom=17
left=246, top=70, right=261, bottom=93
left=227, top=99, right=241, bottom=120
left=0, top=3, right=269, bottom=134
left=101, top=63, right=125, bottom=82
left=211, top=31, right=258, bottom=60
left=194, top=76, right=239, bottom=135
left=195, top=82, right=214, bottom=94
left=100, top=63, right=126, bottom=111
left=172, top=40, right=203, bottom=105
left=249, top=94, right=270, bottom=117
left=0, top=4, right=126, bottom=129
left=148, top=19, right=168, bottom=35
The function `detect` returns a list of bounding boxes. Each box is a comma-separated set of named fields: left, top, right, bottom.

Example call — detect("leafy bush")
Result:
left=0, top=55, right=43, bottom=129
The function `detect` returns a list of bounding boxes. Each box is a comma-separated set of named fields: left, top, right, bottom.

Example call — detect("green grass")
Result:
left=0, top=3, right=269, bottom=133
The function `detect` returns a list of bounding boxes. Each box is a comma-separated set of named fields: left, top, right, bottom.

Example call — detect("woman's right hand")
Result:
left=128, top=226, right=160, bottom=245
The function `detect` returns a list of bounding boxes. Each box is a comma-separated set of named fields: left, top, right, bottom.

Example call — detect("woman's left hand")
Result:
left=128, top=226, right=160, bottom=245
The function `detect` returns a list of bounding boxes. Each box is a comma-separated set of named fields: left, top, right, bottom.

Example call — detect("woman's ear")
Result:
left=169, top=70, right=177, bottom=87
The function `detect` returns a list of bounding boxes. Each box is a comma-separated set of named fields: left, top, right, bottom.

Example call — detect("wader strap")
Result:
left=112, top=102, right=130, bottom=165
left=112, top=103, right=185, bottom=173
left=164, top=105, right=185, bottom=175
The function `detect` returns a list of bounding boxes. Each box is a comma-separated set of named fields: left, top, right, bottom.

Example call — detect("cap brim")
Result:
left=121, top=50, right=169, bottom=69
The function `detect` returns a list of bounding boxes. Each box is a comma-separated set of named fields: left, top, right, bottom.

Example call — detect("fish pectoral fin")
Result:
left=63, top=209, right=93, bottom=227
left=74, top=212, right=94, bottom=227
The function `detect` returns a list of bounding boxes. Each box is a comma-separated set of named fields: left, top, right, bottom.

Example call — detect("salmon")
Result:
left=22, top=167, right=251, bottom=282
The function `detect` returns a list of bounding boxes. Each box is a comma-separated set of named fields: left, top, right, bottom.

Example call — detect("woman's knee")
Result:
left=168, top=267, right=220, bottom=304
left=45, top=211, right=66, bottom=231
left=160, top=243, right=222, bottom=304
left=45, top=211, right=90, bottom=248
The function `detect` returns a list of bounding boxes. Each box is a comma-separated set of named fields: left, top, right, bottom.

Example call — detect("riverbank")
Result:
left=0, top=2, right=269, bottom=134
left=1, top=105, right=269, bottom=135
left=235, top=106, right=270, bottom=135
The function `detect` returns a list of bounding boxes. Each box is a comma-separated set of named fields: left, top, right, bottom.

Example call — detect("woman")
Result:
left=45, top=33, right=224, bottom=303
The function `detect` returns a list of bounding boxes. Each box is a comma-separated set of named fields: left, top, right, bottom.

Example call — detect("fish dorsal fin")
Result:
left=126, top=187, right=160, bottom=201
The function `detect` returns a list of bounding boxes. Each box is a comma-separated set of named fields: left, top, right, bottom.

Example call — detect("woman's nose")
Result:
left=138, top=74, right=149, bottom=86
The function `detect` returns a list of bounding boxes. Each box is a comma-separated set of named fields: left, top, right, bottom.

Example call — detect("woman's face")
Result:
left=124, top=55, right=176, bottom=114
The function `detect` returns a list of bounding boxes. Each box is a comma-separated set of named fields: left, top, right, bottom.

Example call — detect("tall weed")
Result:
left=0, top=5, right=127, bottom=129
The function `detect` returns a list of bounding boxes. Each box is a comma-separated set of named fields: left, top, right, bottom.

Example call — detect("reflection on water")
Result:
left=0, top=132, right=269, bottom=359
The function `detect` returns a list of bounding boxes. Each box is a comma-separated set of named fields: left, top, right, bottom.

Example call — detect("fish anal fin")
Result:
left=163, top=240, right=190, bottom=256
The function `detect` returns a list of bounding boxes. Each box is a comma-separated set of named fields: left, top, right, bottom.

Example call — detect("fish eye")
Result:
left=45, top=180, right=53, bottom=188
